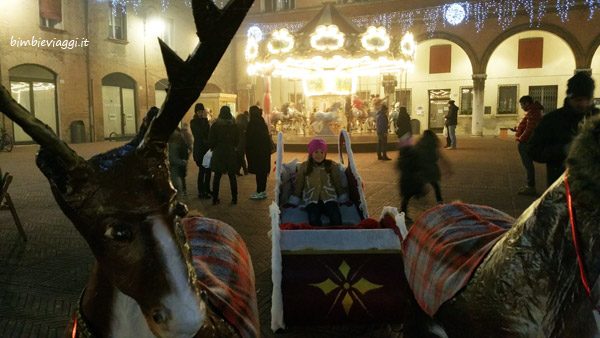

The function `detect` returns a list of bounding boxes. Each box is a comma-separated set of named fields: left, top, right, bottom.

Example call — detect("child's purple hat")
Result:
left=308, top=138, right=327, bottom=156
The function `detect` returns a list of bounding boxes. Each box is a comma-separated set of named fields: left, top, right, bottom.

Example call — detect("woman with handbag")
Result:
left=245, top=105, right=272, bottom=200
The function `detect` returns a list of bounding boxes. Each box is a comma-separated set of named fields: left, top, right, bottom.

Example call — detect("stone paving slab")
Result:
left=0, top=136, right=545, bottom=337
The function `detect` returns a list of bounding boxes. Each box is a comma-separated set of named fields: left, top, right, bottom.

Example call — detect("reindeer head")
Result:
left=0, top=0, right=255, bottom=336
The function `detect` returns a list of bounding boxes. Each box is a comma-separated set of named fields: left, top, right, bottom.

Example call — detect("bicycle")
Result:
left=0, top=124, right=13, bottom=152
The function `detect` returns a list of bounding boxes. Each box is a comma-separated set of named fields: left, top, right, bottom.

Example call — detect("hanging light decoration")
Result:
left=361, top=26, right=390, bottom=52
left=267, top=28, right=295, bottom=54
left=444, top=3, right=467, bottom=26
left=310, top=25, right=345, bottom=51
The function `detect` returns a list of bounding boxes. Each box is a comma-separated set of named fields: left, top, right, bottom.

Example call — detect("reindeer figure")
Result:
left=402, top=117, right=600, bottom=337
left=0, top=1, right=258, bottom=337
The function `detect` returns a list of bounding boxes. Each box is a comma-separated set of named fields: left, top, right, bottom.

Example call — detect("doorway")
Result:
left=101, top=73, right=137, bottom=139
left=428, top=89, right=450, bottom=133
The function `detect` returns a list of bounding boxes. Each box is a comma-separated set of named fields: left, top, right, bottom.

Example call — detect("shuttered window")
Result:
left=529, top=85, right=557, bottom=113
left=518, top=38, right=543, bottom=69
left=39, top=0, right=62, bottom=29
left=429, top=45, right=451, bottom=74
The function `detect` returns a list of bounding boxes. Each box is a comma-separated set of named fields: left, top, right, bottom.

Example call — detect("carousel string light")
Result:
left=310, top=25, right=345, bottom=51
left=361, top=26, right=390, bottom=52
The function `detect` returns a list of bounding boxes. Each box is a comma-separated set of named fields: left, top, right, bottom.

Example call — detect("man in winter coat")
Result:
left=395, top=105, right=412, bottom=146
left=528, top=71, right=598, bottom=187
left=512, top=96, right=543, bottom=195
left=376, top=104, right=391, bottom=160
left=190, top=103, right=212, bottom=199
left=444, top=100, right=458, bottom=149
left=245, top=105, right=272, bottom=200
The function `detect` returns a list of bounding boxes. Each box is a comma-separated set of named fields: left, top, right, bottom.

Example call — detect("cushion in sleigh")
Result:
left=402, top=202, right=514, bottom=317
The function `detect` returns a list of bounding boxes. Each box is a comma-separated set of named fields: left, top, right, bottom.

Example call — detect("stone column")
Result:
left=471, top=73, right=487, bottom=136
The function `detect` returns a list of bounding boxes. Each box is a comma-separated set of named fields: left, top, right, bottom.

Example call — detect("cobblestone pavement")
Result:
left=0, top=136, right=545, bottom=337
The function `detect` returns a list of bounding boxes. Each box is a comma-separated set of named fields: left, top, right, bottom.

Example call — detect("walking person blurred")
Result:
left=236, top=111, right=249, bottom=176
left=444, top=100, right=458, bottom=149
left=245, top=105, right=272, bottom=200
left=398, top=130, right=453, bottom=222
left=179, top=122, right=193, bottom=196
left=191, top=103, right=212, bottom=199
left=208, top=106, right=239, bottom=205
left=511, top=95, right=543, bottom=195
left=376, top=104, right=391, bottom=160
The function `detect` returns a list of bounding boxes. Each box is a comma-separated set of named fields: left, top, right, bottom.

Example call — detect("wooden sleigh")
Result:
left=269, top=130, right=408, bottom=332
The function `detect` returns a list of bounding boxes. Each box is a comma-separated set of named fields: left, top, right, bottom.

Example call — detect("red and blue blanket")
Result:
left=184, top=217, right=259, bottom=338
left=402, top=203, right=514, bottom=317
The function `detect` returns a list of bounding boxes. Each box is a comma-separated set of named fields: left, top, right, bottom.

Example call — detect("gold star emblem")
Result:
left=310, top=260, right=382, bottom=316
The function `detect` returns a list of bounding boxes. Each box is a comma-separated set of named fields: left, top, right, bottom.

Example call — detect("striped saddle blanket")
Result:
left=184, top=217, right=259, bottom=338
left=402, top=203, right=514, bottom=316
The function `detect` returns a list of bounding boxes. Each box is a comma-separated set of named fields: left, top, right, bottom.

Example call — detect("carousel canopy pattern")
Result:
left=246, top=3, right=415, bottom=96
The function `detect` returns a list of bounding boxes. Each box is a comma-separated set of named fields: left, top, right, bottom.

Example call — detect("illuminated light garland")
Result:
left=310, top=25, right=345, bottom=51
left=361, top=26, right=390, bottom=52
left=423, top=7, right=443, bottom=36
left=556, top=0, right=575, bottom=22
left=161, top=0, right=169, bottom=12
left=497, top=0, right=519, bottom=30
left=247, top=26, right=264, bottom=42
left=585, top=0, right=600, bottom=19
left=400, top=32, right=416, bottom=58
left=399, top=11, right=414, bottom=34
left=267, top=28, right=294, bottom=54
left=245, top=37, right=258, bottom=61
left=444, top=3, right=467, bottom=26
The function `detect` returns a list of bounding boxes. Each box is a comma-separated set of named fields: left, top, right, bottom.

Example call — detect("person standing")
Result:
left=444, top=100, right=458, bottom=149
left=168, top=127, right=189, bottom=198
left=236, top=111, right=249, bottom=176
left=376, top=104, right=391, bottom=160
left=528, top=71, right=598, bottom=187
left=190, top=103, right=212, bottom=199
left=208, top=106, right=239, bottom=205
left=512, top=96, right=543, bottom=195
left=395, top=105, right=412, bottom=146
left=245, top=105, right=272, bottom=200
left=344, top=95, right=353, bottom=134
left=179, top=122, right=193, bottom=196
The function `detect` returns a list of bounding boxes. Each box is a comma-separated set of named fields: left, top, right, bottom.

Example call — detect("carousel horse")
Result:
left=271, top=103, right=305, bottom=133
left=401, top=117, right=600, bottom=337
left=0, top=0, right=259, bottom=337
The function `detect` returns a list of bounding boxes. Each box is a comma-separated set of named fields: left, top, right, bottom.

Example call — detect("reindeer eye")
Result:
left=104, top=224, right=133, bottom=242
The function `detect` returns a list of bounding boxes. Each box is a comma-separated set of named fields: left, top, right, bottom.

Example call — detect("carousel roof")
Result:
left=246, top=2, right=415, bottom=95
left=297, top=3, right=362, bottom=36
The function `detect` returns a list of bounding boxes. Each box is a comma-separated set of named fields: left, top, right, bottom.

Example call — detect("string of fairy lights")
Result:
left=105, top=0, right=600, bottom=36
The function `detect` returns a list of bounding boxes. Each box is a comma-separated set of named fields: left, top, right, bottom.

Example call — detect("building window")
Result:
left=459, top=87, right=473, bottom=115
left=109, top=2, right=127, bottom=40
left=395, top=89, right=412, bottom=114
left=518, top=38, right=543, bottom=69
left=39, top=0, right=62, bottom=29
left=497, top=85, right=518, bottom=115
left=529, top=85, right=557, bottom=114
left=264, top=0, right=295, bottom=12
left=429, top=44, right=451, bottom=74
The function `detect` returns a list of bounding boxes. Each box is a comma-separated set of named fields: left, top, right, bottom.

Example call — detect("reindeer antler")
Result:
left=143, top=0, right=254, bottom=144
left=0, top=85, right=81, bottom=168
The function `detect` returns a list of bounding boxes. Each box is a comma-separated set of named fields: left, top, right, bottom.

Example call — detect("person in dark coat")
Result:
left=398, top=129, right=453, bottom=222
left=190, top=103, right=212, bottom=199
left=245, top=105, right=272, bottom=200
left=168, top=127, right=189, bottom=198
left=376, top=104, right=391, bottom=160
left=208, top=105, right=239, bottom=205
left=528, top=71, right=598, bottom=187
left=444, top=100, right=459, bottom=149
left=395, top=105, right=412, bottom=146
left=236, top=111, right=249, bottom=176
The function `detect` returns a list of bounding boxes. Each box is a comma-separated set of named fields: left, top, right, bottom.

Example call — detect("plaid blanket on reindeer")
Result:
left=402, top=203, right=514, bottom=317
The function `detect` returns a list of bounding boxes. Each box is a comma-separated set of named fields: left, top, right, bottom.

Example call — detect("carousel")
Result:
left=246, top=3, right=416, bottom=137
